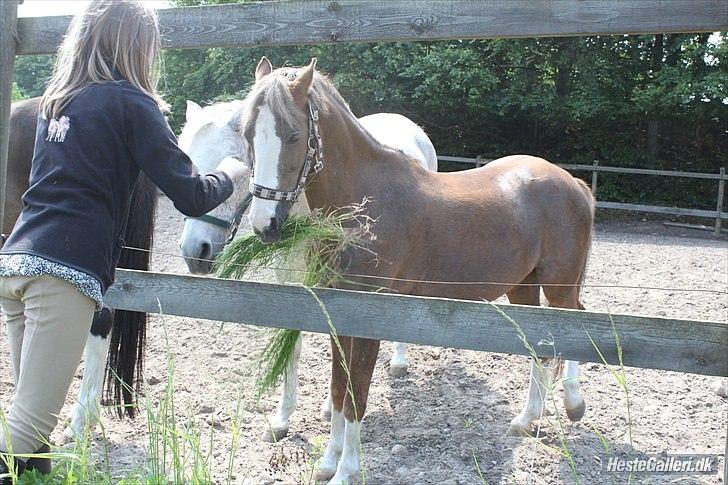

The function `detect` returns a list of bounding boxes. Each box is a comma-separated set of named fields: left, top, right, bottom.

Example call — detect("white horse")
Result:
left=178, top=100, right=437, bottom=440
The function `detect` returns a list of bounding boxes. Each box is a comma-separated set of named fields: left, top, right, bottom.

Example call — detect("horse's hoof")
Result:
left=565, top=400, right=586, bottom=422
left=320, top=407, right=332, bottom=423
left=505, top=423, right=532, bottom=438
left=313, top=465, right=336, bottom=482
left=328, top=470, right=360, bottom=485
left=61, top=425, right=79, bottom=444
left=388, top=364, right=408, bottom=378
left=261, top=424, right=289, bottom=443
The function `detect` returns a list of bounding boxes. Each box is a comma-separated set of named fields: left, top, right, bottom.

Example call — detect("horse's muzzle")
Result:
left=254, top=216, right=283, bottom=244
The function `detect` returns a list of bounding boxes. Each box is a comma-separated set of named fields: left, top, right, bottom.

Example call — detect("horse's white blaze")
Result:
left=562, top=359, right=583, bottom=411
left=249, top=104, right=283, bottom=233
left=507, top=359, right=552, bottom=435
left=329, top=418, right=362, bottom=484
left=318, top=409, right=345, bottom=476
left=64, top=334, right=111, bottom=441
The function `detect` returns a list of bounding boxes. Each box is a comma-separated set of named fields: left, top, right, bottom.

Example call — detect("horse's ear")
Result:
left=255, top=56, right=273, bottom=82
left=186, top=100, right=202, bottom=121
left=289, top=58, right=316, bottom=104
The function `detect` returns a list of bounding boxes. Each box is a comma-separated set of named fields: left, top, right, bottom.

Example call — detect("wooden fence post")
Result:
left=591, top=159, right=599, bottom=196
left=716, top=167, right=725, bottom=235
left=0, top=0, right=19, bottom=231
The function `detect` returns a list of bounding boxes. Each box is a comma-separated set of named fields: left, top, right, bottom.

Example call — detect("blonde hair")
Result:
left=41, top=0, right=167, bottom=119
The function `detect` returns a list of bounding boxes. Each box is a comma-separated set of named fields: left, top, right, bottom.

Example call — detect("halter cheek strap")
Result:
left=248, top=103, right=323, bottom=203
left=185, top=191, right=253, bottom=243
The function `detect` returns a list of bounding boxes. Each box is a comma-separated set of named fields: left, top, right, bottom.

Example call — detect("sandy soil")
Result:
left=2, top=196, right=726, bottom=484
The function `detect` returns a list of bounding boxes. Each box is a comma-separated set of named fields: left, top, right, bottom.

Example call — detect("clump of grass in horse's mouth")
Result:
left=213, top=199, right=375, bottom=395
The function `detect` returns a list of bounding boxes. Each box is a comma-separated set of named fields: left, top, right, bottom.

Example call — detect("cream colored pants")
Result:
left=0, top=275, right=94, bottom=455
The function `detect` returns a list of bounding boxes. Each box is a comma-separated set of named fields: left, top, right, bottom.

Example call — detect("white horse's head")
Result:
left=178, top=100, right=251, bottom=274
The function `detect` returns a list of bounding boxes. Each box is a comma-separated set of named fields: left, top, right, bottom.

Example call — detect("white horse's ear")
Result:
left=186, top=100, right=202, bottom=121
left=255, top=56, right=273, bottom=81
left=289, top=58, right=316, bottom=104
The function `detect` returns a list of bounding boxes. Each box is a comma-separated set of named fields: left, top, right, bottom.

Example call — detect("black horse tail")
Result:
left=105, top=174, right=157, bottom=418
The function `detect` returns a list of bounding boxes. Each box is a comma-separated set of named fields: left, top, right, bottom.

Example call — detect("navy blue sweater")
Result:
left=1, top=80, right=233, bottom=292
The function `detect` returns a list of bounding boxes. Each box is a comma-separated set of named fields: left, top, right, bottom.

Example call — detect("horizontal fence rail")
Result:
left=105, top=269, right=728, bottom=378
left=16, top=0, right=728, bottom=56
left=438, top=156, right=728, bottom=226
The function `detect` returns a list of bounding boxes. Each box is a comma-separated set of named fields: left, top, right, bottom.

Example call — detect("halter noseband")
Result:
left=248, top=103, right=323, bottom=203
left=185, top=191, right=253, bottom=243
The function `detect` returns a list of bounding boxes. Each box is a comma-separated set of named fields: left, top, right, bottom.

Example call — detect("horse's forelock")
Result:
left=180, top=100, right=243, bottom=148
left=242, top=65, right=334, bottom=136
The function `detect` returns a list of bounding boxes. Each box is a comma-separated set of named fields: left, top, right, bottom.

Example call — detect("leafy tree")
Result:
left=11, top=82, right=26, bottom=101
left=12, top=0, right=726, bottom=208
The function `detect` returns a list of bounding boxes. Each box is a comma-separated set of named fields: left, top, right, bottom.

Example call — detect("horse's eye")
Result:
left=287, top=133, right=300, bottom=144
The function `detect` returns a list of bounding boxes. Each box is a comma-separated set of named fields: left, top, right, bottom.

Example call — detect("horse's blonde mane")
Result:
left=240, top=65, right=353, bottom=133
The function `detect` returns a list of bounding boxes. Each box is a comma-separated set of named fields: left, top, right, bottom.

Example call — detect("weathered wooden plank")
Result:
left=558, top=163, right=728, bottom=180
left=596, top=201, right=728, bottom=220
left=446, top=157, right=728, bottom=181
left=16, top=0, right=728, bottom=56
left=438, top=155, right=491, bottom=164
left=0, top=0, right=19, bottom=230
left=105, top=269, right=728, bottom=377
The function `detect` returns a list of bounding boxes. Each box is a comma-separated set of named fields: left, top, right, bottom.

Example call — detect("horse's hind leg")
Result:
left=505, top=280, right=557, bottom=437
left=561, top=359, right=585, bottom=421
left=314, top=335, right=352, bottom=482
left=543, top=285, right=586, bottom=423
left=389, top=341, right=408, bottom=377
left=63, top=306, right=113, bottom=443
left=261, top=332, right=302, bottom=442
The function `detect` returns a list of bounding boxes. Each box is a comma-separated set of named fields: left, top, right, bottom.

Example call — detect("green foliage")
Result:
left=14, top=0, right=726, bottom=207
left=14, top=55, right=55, bottom=97
left=11, top=82, right=25, bottom=102
left=160, top=4, right=726, bottom=206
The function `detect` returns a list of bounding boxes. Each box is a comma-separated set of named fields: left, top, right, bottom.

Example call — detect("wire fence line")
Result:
left=120, top=245, right=728, bottom=296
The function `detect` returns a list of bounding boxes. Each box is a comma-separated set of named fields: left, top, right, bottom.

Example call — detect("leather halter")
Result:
left=248, top=103, right=323, bottom=203
left=185, top=191, right=253, bottom=243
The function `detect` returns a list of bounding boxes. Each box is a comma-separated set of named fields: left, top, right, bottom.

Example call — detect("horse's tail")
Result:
left=573, top=178, right=595, bottom=307
left=105, top=174, right=157, bottom=418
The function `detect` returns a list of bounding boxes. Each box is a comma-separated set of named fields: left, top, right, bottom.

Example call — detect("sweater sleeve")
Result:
left=125, top=92, right=234, bottom=217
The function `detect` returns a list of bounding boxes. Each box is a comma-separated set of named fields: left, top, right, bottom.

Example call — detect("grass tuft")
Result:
left=214, top=200, right=375, bottom=396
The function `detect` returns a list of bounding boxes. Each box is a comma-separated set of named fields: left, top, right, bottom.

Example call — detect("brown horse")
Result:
left=5, top=97, right=156, bottom=437
left=242, top=58, right=595, bottom=484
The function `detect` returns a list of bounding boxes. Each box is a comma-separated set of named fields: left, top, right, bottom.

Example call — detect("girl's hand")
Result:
left=216, top=156, right=249, bottom=182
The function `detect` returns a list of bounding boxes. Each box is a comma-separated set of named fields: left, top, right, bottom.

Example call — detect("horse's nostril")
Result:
left=199, top=242, right=212, bottom=260
left=269, top=217, right=278, bottom=233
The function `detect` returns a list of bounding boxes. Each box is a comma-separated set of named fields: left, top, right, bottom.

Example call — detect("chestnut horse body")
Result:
left=243, top=58, right=594, bottom=484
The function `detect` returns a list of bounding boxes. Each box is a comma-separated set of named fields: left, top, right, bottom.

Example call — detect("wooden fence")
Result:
left=1, top=1, right=727, bottom=479
left=440, top=156, right=728, bottom=234
left=106, top=269, right=727, bottom=378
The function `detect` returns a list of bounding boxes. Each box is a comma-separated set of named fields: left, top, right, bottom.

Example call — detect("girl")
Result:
left=0, top=1, right=246, bottom=480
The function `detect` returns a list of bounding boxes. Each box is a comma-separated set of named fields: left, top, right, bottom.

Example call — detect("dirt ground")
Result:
left=1, top=196, right=726, bottom=484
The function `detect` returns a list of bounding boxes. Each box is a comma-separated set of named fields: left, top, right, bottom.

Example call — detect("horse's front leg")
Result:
left=388, top=341, right=408, bottom=377
left=261, top=332, right=302, bottom=442
left=320, top=375, right=333, bottom=422
left=314, top=335, right=352, bottom=482
left=63, top=306, right=113, bottom=442
left=329, top=337, right=380, bottom=485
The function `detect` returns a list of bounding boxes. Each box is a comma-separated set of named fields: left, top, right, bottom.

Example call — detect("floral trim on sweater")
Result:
left=0, top=254, right=103, bottom=310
